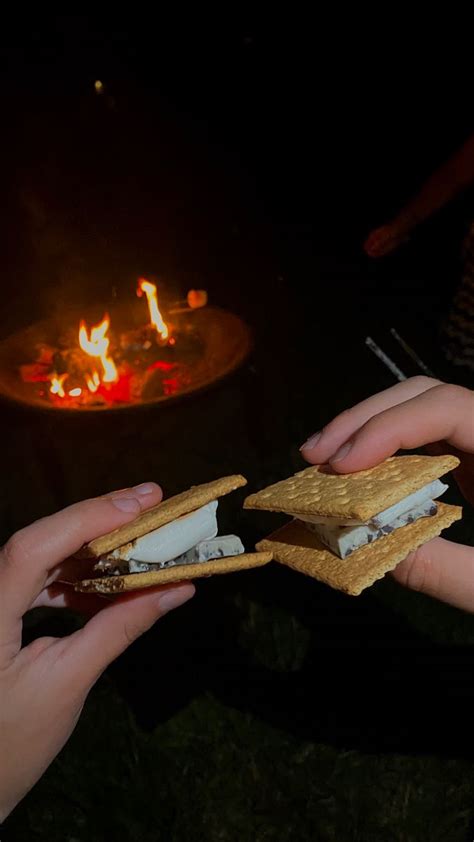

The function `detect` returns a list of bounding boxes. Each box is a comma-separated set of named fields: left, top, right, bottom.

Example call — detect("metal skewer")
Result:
left=390, top=328, right=436, bottom=377
left=169, top=290, right=208, bottom=315
left=365, top=336, right=407, bottom=381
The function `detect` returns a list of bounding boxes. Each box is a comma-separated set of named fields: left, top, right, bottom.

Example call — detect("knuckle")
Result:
left=431, top=383, right=465, bottom=404
left=2, top=530, right=31, bottom=569
left=404, top=550, right=429, bottom=593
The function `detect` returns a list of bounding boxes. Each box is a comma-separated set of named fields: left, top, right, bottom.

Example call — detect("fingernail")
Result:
left=330, top=442, right=352, bottom=463
left=158, top=586, right=194, bottom=614
left=134, top=482, right=157, bottom=496
left=300, top=431, right=321, bottom=451
left=112, top=496, right=141, bottom=513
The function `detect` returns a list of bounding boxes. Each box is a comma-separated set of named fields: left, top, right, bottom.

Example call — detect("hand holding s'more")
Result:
left=247, top=377, right=474, bottom=612
left=0, top=483, right=196, bottom=821
left=74, top=475, right=271, bottom=594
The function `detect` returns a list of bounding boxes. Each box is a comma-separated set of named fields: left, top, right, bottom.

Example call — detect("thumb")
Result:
left=61, top=583, right=195, bottom=689
left=392, top=538, right=474, bottom=613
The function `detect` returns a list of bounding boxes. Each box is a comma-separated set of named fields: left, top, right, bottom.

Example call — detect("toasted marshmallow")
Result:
left=302, top=499, right=438, bottom=558
left=300, top=480, right=449, bottom=559
left=108, top=501, right=218, bottom=564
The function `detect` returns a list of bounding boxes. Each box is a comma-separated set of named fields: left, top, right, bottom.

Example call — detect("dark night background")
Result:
left=1, top=13, right=474, bottom=841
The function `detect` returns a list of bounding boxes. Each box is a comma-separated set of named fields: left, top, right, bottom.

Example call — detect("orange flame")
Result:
left=50, top=373, right=68, bottom=397
left=78, top=315, right=118, bottom=383
left=137, top=279, right=169, bottom=340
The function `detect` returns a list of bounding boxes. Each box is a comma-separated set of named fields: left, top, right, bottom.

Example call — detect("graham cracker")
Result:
left=256, top=502, right=462, bottom=596
left=244, top=456, right=459, bottom=522
left=74, top=552, right=272, bottom=593
left=81, top=475, right=247, bottom=558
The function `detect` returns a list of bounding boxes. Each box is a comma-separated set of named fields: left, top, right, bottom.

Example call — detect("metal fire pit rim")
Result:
left=0, top=306, right=253, bottom=415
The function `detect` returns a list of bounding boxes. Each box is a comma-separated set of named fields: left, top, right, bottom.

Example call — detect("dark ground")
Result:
left=2, top=15, right=474, bottom=841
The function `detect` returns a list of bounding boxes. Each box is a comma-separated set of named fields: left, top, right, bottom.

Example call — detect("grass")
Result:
left=8, top=679, right=474, bottom=842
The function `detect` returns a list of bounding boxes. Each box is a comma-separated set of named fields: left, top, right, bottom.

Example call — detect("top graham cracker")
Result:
left=81, top=475, right=247, bottom=558
left=244, top=455, right=459, bottom=522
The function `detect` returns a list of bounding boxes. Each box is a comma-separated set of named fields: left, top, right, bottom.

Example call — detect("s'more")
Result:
left=244, top=455, right=462, bottom=595
left=74, top=475, right=272, bottom=594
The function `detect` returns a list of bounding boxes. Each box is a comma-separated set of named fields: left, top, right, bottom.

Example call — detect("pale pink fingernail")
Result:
left=112, top=496, right=141, bottom=513
left=330, top=442, right=352, bottom=463
left=158, top=586, right=194, bottom=614
left=300, top=431, right=321, bottom=451
left=134, top=482, right=158, bottom=496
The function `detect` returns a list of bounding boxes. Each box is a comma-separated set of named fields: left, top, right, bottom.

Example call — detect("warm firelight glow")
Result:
left=137, top=279, right=169, bottom=340
left=78, top=316, right=118, bottom=383
left=50, top=373, right=67, bottom=397
left=17, top=275, right=216, bottom=409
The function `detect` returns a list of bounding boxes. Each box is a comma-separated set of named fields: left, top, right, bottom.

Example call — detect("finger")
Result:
left=60, top=583, right=195, bottom=689
left=301, top=377, right=441, bottom=464
left=425, top=443, right=474, bottom=505
left=0, top=482, right=162, bottom=640
left=326, top=384, right=474, bottom=473
left=31, top=583, right=111, bottom=615
left=42, top=557, right=97, bottom=588
left=392, top=537, right=474, bottom=613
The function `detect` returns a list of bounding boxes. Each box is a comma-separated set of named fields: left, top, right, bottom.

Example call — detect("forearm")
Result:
left=394, top=134, right=474, bottom=232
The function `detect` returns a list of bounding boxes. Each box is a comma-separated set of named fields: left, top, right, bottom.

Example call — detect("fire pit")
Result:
left=0, top=279, right=252, bottom=412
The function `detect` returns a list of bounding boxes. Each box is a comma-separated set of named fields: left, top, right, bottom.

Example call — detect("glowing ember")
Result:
left=86, top=371, right=101, bottom=393
left=137, top=279, right=169, bottom=340
left=68, top=387, right=82, bottom=397
left=78, top=315, right=118, bottom=384
left=50, top=373, right=68, bottom=397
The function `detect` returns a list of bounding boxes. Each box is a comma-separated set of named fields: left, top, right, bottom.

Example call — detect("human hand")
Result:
left=0, top=483, right=195, bottom=820
left=364, top=221, right=409, bottom=258
left=300, top=377, right=474, bottom=611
